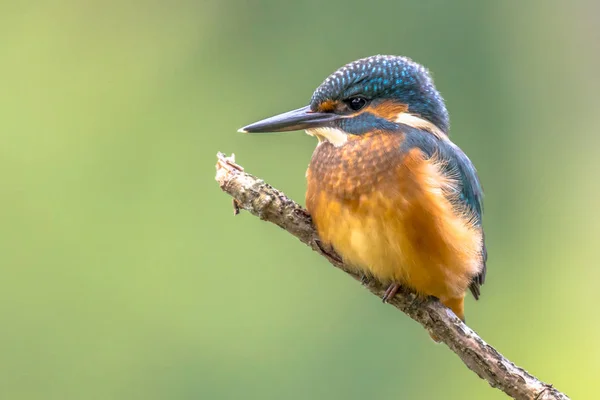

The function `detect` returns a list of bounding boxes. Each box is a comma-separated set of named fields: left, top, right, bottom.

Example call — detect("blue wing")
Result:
left=400, top=126, right=487, bottom=298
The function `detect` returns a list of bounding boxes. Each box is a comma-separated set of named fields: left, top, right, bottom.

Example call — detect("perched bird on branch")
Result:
left=239, top=55, right=486, bottom=338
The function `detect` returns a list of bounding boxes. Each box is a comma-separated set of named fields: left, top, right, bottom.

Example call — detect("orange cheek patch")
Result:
left=318, top=100, right=338, bottom=112
left=366, top=100, right=408, bottom=120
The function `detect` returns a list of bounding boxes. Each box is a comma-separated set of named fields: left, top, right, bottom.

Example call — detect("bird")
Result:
left=238, top=55, right=486, bottom=334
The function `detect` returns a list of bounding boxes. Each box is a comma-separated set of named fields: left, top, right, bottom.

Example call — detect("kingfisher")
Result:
left=239, top=55, right=486, bottom=330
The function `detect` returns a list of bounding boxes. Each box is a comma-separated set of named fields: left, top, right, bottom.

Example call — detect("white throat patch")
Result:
left=305, top=127, right=348, bottom=147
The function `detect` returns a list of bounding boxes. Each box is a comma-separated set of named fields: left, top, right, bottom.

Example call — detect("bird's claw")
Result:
left=382, top=283, right=401, bottom=303
left=360, top=274, right=371, bottom=286
left=314, top=239, right=343, bottom=264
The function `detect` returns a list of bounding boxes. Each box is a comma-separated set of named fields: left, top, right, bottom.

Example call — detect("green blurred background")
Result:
left=1, top=1, right=598, bottom=399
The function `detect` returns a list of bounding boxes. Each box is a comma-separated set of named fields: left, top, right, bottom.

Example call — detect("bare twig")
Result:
left=214, top=152, right=569, bottom=400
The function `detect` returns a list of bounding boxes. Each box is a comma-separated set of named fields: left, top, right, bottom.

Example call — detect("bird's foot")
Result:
left=360, top=274, right=371, bottom=286
left=314, top=239, right=343, bottom=264
left=381, top=283, right=401, bottom=303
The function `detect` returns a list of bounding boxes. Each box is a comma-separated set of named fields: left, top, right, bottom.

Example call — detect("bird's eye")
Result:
left=345, top=97, right=368, bottom=111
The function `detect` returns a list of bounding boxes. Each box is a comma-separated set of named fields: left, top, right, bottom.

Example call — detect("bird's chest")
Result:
left=305, top=137, right=482, bottom=297
left=305, top=136, right=408, bottom=281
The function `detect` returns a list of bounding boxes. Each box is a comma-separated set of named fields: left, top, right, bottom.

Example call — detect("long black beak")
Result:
left=238, top=105, right=339, bottom=133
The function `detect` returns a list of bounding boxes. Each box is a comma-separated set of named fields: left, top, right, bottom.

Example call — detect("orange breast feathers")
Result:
left=305, top=133, right=484, bottom=321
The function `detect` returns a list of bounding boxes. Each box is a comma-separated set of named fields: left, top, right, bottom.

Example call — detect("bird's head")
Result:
left=239, top=55, right=449, bottom=145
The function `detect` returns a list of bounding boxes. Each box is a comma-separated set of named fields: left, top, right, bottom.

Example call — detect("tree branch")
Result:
left=214, top=152, right=569, bottom=400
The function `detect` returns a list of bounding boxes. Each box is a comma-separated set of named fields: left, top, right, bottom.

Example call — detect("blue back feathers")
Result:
left=401, top=126, right=487, bottom=295
left=310, top=55, right=450, bottom=134
left=399, top=125, right=484, bottom=225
